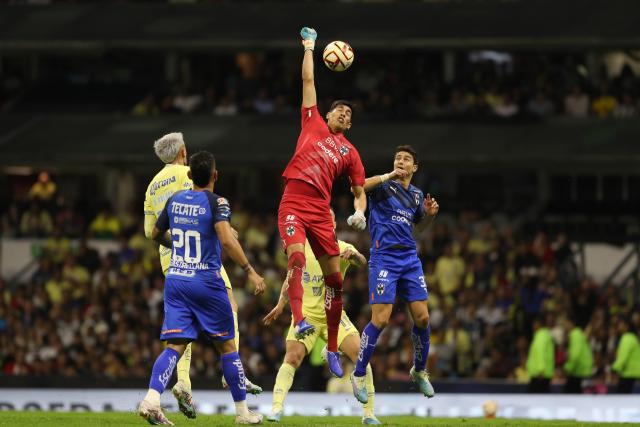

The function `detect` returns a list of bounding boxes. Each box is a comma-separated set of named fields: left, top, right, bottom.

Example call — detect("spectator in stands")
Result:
left=612, top=316, right=640, bottom=393
left=214, top=89, right=239, bottom=116
left=1, top=202, right=21, bottom=237
left=526, top=91, right=555, bottom=117
left=526, top=317, right=554, bottom=393
left=131, top=94, right=159, bottom=116
left=28, top=171, right=56, bottom=204
left=564, top=86, right=590, bottom=118
left=612, top=94, right=637, bottom=119
left=562, top=316, right=593, bottom=393
left=591, top=85, right=617, bottom=118
left=88, top=203, right=121, bottom=239
left=19, top=201, right=53, bottom=237
left=435, top=244, right=465, bottom=295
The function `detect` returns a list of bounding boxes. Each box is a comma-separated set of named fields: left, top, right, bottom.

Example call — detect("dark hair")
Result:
left=189, top=151, right=216, bottom=188
left=395, top=145, right=418, bottom=164
left=329, top=99, right=354, bottom=115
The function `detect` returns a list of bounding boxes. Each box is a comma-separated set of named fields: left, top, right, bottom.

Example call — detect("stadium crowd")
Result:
left=1, top=182, right=639, bottom=393
left=3, top=51, right=640, bottom=120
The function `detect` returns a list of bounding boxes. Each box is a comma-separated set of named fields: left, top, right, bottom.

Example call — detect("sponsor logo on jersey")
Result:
left=414, top=193, right=421, bottom=206
left=174, top=217, right=199, bottom=225
left=303, top=271, right=310, bottom=283
left=171, top=202, right=203, bottom=217
left=217, top=197, right=229, bottom=206
left=378, top=269, right=388, bottom=278
left=312, top=286, right=323, bottom=296
left=149, top=176, right=177, bottom=196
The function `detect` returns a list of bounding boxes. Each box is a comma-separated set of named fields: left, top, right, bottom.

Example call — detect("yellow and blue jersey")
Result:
left=302, top=240, right=356, bottom=321
left=144, top=164, right=192, bottom=273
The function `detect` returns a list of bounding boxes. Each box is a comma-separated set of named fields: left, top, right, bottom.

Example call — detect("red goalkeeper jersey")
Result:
left=282, top=105, right=365, bottom=202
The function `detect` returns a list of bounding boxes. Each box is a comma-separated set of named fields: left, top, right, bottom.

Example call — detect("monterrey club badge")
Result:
left=286, top=225, right=295, bottom=237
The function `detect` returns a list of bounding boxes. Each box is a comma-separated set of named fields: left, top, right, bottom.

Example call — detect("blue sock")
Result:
left=221, top=352, right=247, bottom=402
left=354, top=322, right=382, bottom=377
left=149, top=347, right=180, bottom=394
left=411, top=325, right=430, bottom=371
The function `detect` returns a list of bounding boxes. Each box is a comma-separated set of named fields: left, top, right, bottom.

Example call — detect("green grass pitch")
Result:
left=0, top=412, right=633, bottom=427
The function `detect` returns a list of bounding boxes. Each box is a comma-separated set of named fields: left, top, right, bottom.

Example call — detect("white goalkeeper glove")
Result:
left=347, top=210, right=367, bottom=231
left=300, top=27, right=317, bottom=51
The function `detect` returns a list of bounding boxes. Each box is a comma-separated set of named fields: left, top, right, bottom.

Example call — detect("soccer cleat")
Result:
left=138, top=399, right=174, bottom=426
left=235, top=410, right=264, bottom=424
left=362, top=416, right=382, bottom=425
left=293, top=318, right=315, bottom=339
left=267, top=409, right=283, bottom=422
left=350, top=372, right=368, bottom=404
left=171, top=381, right=196, bottom=419
left=222, top=376, right=263, bottom=395
left=326, top=350, right=344, bottom=378
left=410, top=366, right=435, bottom=398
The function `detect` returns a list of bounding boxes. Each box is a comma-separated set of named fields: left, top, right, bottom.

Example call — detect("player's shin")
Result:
left=324, top=272, right=343, bottom=352
left=287, top=251, right=306, bottom=324
left=176, top=343, right=192, bottom=390
left=411, top=325, right=430, bottom=371
left=147, top=347, right=180, bottom=403
left=221, top=352, right=248, bottom=411
left=272, top=362, right=296, bottom=412
left=354, top=323, right=382, bottom=377
left=363, top=364, right=376, bottom=418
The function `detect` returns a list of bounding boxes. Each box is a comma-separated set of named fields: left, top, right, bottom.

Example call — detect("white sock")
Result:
left=145, top=389, right=161, bottom=406
left=235, top=400, right=249, bottom=416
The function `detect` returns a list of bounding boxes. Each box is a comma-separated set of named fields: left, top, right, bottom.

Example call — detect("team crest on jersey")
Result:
left=376, top=283, right=385, bottom=295
left=286, top=226, right=295, bottom=236
left=339, top=145, right=349, bottom=156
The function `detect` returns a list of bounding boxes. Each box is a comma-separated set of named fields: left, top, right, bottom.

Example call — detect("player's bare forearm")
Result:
left=215, top=221, right=254, bottom=272
left=301, top=50, right=316, bottom=108
left=144, top=214, right=156, bottom=239
left=151, top=228, right=172, bottom=249
left=352, top=185, right=366, bottom=213
left=351, top=250, right=367, bottom=268
left=364, top=176, right=385, bottom=193
left=415, top=214, right=436, bottom=234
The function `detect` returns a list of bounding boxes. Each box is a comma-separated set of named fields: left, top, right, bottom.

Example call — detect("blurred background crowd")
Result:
left=2, top=50, right=640, bottom=121
left=1, top=172, right=638, bottom=393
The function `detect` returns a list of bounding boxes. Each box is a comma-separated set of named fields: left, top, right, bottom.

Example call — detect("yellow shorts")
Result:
left=285, top=311, right=358, bottom=354
left=162, top=250, right=232, bottom=290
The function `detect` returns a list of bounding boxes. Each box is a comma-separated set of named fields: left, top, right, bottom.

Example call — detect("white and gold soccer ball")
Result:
left=323, top=41, right=354, bottom=72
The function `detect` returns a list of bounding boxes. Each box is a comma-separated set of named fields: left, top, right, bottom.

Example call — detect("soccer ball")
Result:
left=482, top=400, right=498, bottom=419
left=323, top=41, right=354, bottom=72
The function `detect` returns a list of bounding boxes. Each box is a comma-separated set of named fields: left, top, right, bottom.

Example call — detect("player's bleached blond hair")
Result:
left=154, top=132, right=185, bottom=164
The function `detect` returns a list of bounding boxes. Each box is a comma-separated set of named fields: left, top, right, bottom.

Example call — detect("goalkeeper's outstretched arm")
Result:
left=301, top=27, right=317, bottom=108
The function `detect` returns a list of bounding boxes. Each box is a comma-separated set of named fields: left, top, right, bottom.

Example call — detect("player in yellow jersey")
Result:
left=143, top=132, right=262, bottom=419
left=263, top=210, right=380, bottom=425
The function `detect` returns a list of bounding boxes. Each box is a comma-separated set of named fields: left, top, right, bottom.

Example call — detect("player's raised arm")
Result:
left=301, top=27, right=317, bottom=108
left=347, top=185, right=367, bottom=230
left=215, top=220, right=266, bottom=295
left=363, top=168, right=409, bottom=193
left=415, top=193, right=439, bottom=233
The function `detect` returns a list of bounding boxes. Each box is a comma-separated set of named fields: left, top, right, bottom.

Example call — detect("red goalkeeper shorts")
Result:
left=278, top=195, right=340, bottom=258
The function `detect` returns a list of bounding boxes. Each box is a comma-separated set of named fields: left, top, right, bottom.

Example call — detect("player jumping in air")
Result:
left=264, top=210, right=380, bottom=425
left=351, top=145, right=440, bottom=404
left=278, top=27, right=367, bottom=379
left=139, top=151, right=265, bottom=425
left=143, top=133, right=262, bottom=418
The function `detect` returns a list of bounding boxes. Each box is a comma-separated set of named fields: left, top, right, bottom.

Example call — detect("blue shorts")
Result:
left=368, top=249, right=428, bottom=304
left=161, top=276, right=234, bottom=342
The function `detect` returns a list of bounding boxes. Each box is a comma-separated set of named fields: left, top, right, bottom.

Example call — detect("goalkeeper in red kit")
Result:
left=277, top=27, right=367, bottom=378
